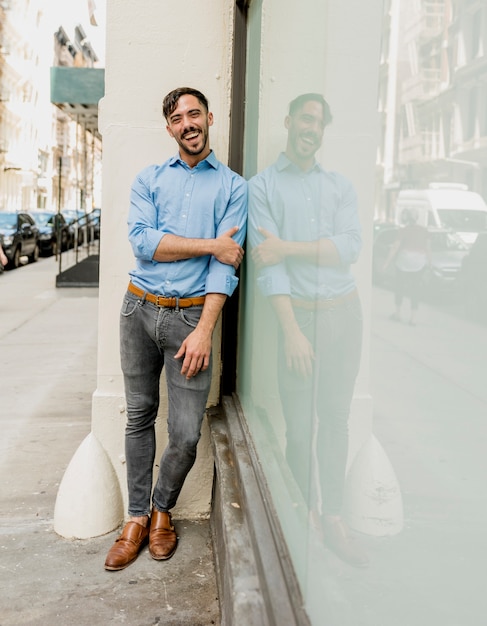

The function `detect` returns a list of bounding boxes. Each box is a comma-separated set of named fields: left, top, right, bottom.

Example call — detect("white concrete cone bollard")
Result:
left=342, top=434, right=403, bottom=536
left=54, top=432, right=124, bottom=539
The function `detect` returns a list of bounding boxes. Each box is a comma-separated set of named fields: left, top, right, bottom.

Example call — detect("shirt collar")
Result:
left=169, top=149, right=218, bottom=170
left=276, top=152, right=322, bottom=174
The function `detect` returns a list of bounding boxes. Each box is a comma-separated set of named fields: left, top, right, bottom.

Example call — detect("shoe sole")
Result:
left=104, top=555, right=139, bottom=571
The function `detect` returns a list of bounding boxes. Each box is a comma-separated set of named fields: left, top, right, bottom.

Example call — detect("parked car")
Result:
left=81, top=211, right=99, bottom=242
left=372, top=225, right=469, bottom=295
left=0, top=233, right=5, bottom=274
left=0, top=211, right=40, bottom=268
left=62, top=209, right=98, bottom=245
left=394, top=183, right=487, bottom=247
left=456, top=231, right=487, bottom=320
left=91, top=207, right=101, bottom=240
left=31, top=210, right=71, bottom=255
left=423, top=229, right=470, bottom=294
left=373, top=220, right=396, bottom=241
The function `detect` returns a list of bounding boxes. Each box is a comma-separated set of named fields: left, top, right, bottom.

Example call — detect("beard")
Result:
left=293, top=131, right=321, bottom=158
left=176, top=126, right=209, bottom=156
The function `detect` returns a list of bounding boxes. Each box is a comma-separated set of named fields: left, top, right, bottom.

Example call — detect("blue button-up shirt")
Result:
left=248, top=153, right=361, bottom=299
left=128, top=151, right=248, bottom=297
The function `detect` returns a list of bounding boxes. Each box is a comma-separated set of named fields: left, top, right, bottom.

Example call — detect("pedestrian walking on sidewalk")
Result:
left=104, top=86, right=247, bottom=571
left=384, top=208, right=430, bottom=326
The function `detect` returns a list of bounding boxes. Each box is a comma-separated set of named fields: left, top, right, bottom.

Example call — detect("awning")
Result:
left=50, top=67, right=105, bottom=136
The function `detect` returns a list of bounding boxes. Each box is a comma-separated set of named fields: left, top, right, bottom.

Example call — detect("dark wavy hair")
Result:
left=162, top=87, right=209, bottom=120
left=288, top=93, right=333, bottom=127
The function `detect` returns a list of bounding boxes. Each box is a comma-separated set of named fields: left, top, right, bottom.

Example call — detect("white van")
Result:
left=395, top=183, right=487, bottom=246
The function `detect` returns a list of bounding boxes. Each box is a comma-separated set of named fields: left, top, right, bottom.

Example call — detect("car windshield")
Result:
left=0, top=213, right=17, bottom=228
left=34, top=213, right=55, bottom=226
left=428, top=231, right=469, bottom=252
left=437, top=209, right=487, bottom=232
left=63, top=211, right=80, bottom=224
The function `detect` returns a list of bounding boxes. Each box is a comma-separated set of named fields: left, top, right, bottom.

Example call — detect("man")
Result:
left=105, top=87, right=247, bottom=571
left=248, top=93, right=367, bottom=566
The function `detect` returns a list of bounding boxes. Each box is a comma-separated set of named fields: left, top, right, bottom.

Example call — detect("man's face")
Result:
left=285, top=100, right=325, bottom=164
left=166, top=94, right=213, bottom=162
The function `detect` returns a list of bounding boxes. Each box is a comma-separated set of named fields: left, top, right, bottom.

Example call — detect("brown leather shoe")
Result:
left=104, top=519, right=149, bottom=571
left=322, top=517, right=369, bottom=568
left=149, top=509, right=178, bottom=560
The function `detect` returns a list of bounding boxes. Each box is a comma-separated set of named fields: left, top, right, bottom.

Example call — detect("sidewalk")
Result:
left=363, top=286, right=487, bottom=626
left=0, top=258, right=219, bottom=626
left=2, top=258, right=486, bottom=626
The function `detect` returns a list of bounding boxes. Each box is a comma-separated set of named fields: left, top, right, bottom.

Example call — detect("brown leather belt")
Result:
left=292, top=289, right=359, bottom=311
left=128, top=282, right=205, bottom=308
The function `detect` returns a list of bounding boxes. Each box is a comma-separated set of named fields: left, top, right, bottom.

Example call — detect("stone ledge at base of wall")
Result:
left=208, top=395, right=310, bottom=626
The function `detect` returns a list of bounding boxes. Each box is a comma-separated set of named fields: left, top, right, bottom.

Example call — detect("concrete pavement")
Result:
left=1, top=255, right=486, bottom=626
left=346, top=286, right=487, bottom=626
left=0, top=256, right=219, bottom=626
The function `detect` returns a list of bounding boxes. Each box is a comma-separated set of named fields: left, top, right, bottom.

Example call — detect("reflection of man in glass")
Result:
left=249, top=94, right=367, bottom=567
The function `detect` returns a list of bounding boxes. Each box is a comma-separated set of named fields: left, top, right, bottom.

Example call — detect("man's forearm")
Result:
left=284, top=238, right=340, bottom=266
left=269, top=295, right=300, bottom=334
left=197, top=293, right=227, bottom=336
left=153, top=234, right=214, bottom=262
left=175, top=292, right=228, bottom=379
left=253, top=228, right=340, bottom=268
left=152, top=227, right=244, bottom=269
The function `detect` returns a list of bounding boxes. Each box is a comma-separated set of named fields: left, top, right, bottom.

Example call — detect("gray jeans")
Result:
left=278, top=296, right=363, bottom=516
left=120, top=290, right=212, bottom=516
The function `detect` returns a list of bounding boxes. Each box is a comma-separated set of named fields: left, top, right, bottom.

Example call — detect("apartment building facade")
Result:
left=0, top=0, right=102, bottom=215
left=377, top=0, right=487, bottom=219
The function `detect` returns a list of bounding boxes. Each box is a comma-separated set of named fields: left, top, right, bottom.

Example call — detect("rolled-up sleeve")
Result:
left=206, top=175, right=248, bottom=296
left=128, top=168, right=164, bottom=260
left=249, top=174, right=292, bottom=297
left=328, top=177, right=362, bottom=265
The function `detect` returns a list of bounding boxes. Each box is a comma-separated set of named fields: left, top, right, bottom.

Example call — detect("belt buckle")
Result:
left=155, top=295, right=168, bottom=307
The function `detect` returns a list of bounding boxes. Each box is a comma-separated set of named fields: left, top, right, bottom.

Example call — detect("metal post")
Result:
left=57, top=156, right=62, bottom=273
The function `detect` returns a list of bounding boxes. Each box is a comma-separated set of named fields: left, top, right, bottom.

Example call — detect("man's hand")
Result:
left=283, top=327, right=315, bottom=378
left=213, top=227, right=244, bottom=269
left=174, top=327, right=212, bottom=379
left=153, top=227, right=243, bottom=267
left=174, top=293, right=227, bottom=379
left=252, top=227, right=285, bottom=267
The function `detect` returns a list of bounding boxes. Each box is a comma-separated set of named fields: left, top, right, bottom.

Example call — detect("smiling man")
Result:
left=248, top=93, right=367, bottom=567
left=104, top=87, right=247, bottom=571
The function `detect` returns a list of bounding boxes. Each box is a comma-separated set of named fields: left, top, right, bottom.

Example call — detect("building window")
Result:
left=471, top=11, right=482, bottom=59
